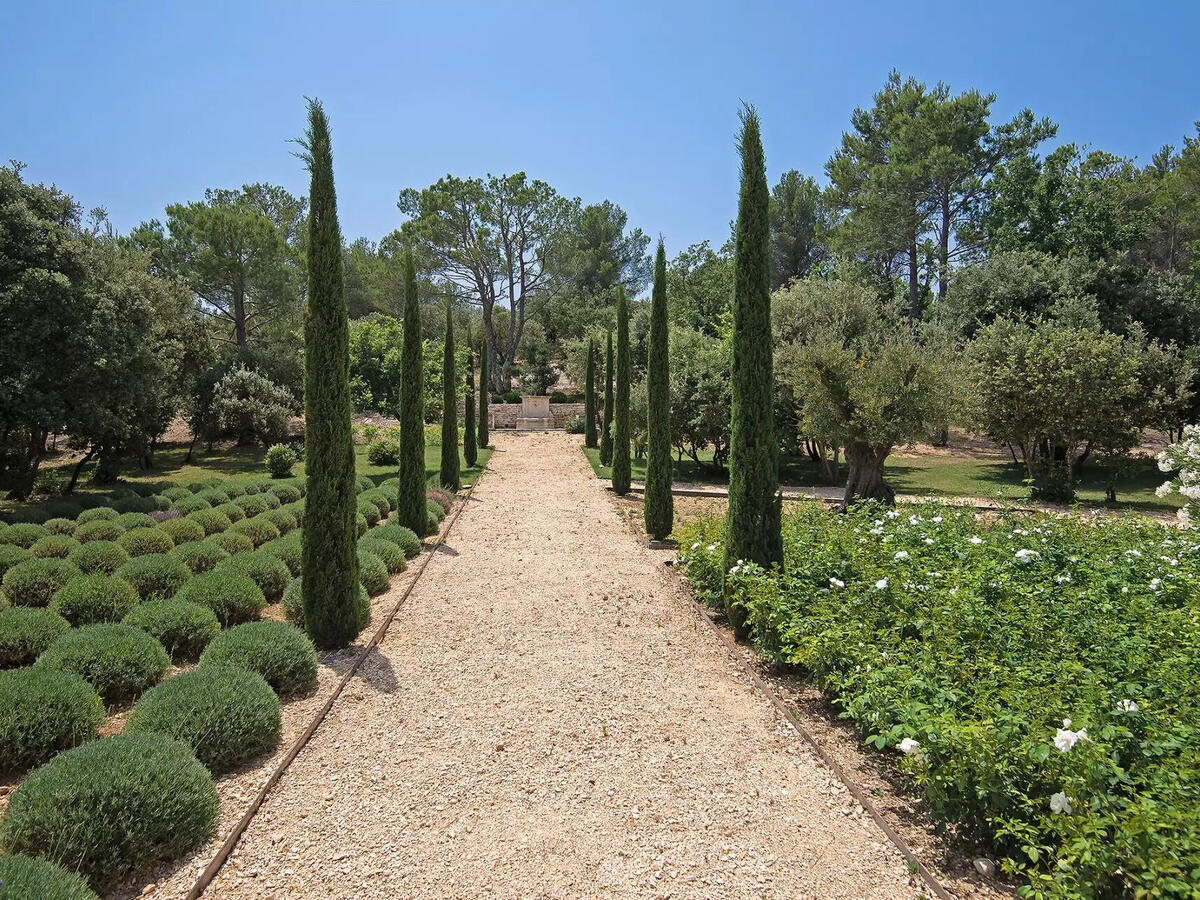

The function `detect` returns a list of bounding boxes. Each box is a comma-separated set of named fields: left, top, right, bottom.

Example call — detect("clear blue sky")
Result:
left=4, top=0, right=1198, bottom=253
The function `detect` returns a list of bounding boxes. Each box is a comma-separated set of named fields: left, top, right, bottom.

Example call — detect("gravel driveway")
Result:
left=203, top=431, right=925, bottom=899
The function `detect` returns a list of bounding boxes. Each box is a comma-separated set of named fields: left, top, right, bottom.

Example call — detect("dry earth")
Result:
left=188, top=431, right=927, bottom=900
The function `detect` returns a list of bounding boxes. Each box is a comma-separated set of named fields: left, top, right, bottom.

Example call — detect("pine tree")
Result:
left=612, top=287, right=631, bottom=495
left=584, top=336, right=598, bottom=449
left=644, top=239, right=673, bottom=540
left=298, top=99, right=359, bottom=649
left=440, top=302, right=460, bottom=491
left=600, top=330, right=614, bottom=466
left=724, top=105, right=783, bottom=633
left=396, top=248, right=429, bottom=536
left=464, top=350, right=477, bottom=468
left=477, top=341, right=489, bottom=449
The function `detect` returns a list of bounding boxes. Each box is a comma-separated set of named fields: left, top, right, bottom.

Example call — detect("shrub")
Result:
left=0, top=731, right=217, bottom=887
left=360, top=488, right=392, bottom=516
left=257, top=489, right=282, bottom=509
left=200, top=621, right=317, bottom=695
left=358, top=537, right=406, bottom=574
left=356, top=548, right=390, bottom=595
left=0, top=668, right=103, bottom=772
left=370, top=524, right=422, bottom=558
left=172, top=540, right=229, bottom=574
left=151, top=494, right=173, bottom=512
left=36, top=624, right=169, bottom=707
left=216, top=552, right=290, bottom=604
left=265, top=443, right=297, bottom=478
left=0, top=854, right=99, bottom=900
left=123, top=599, right=219, bottom=663
left=175, top=572, right=266, bottom=627
left=159, top=516, right=205, bottom=544
left=0, top=544, right=32, bottom=579
left=126, top=666, right=280, bottom=774
left=269, top=483, right=302, bottom=505
left=427, top=488, right=452, bottom=514
left=283, top=577, right=369, bottom=633
left=0, top=607, right=70, bottom=667
left=228, top=516, right=281, bottom=547
left=113, top=553, right=191, bottom=601
left=366, top=438, right=400, bottom=466
left=187, top=508, right=234, bottom=535
left=208, top=530, right=254, bottom=555
left=50, top=575, right=139, bottom=626
left=171, top=495, right=212, bottom=515
left=564, top=416, right=586, bottom=434
left=357, top=497, right=381, bottom=527
left=161, top=486, right=192, bottom=502
left=261, top=507, right=298, bottom=535
left=76, top=507, right=118, bottom=524
left=116, top=512, right=156, bottom=531
left=356, top=475, right=374, bottom=494
left=260, top=535, right=302, bottom=576
left=217, top=501, right=246, bottom=523
left=378, top=476, right=399, bottom=492
left=73, top=519, right=124, bottom=543
left=30, top=534, right=80, bottom=559
left=356, top=513, right=369, bottom=537
left=221, top=481, right=246, bottom=498
left=2, top=558, right=80, bottom=607
left=0, top=524, right=48, bottom=549
left=234, top=494, right=271, bottom=518
left=44, top=517, right=77, bottom=537
left=67, top=540, right=129, bottom=575
left=113, top=496, right=155, bottom=516
left=426, top=497, right=446, bottom=523
left=194, top=487, right=230, bottom=506
left=117, top=526, right=175, bottom=557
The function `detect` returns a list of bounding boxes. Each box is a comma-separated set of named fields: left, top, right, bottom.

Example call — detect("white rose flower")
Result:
left=968, top=536, right=984, bottom=545
left=875, top=578, right=889, bottom=590
left=894, top=550, right=910, bottom=561
left=1117, top=699, right=1139, bottom=714
left=897, top=737, right=921, bottom=756
left=1050, top=791, right=1072, bottom=814
left=829, top=577, right=845, bottom=589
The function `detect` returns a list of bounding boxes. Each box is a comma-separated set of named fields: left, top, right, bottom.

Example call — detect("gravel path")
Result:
left=203, top=432, right=925, bottom=900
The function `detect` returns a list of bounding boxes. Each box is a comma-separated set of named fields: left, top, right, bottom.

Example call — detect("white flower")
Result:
left=1156, top=482, right=1174, bottom=497
left=1117, top=699, right=1139, bottom=714
left=706, top=543, right=717, bottom=553
left=1054, top=724, right=1089, bottom=752
left=894, top=550, right=910, bottom=561
left=829, top=577, right=845, bottom=589
left=875, top=578, right=889, bottom=590
left=1125, top=549, right=1143, bottom=558
left=1014, top=549, right=1040, bottom=564
left=1055, top=573, right=1072, bottom=584
left=1050, top=791, right=1072, bottom=814
left=691, top=542, right=700, bottom=550
left=932, top=516, right=943, bottom=523
left=923, top=538, right=935, bottom=545
left=897, top=738, right=921, bottom=756
left=968, top=536, right=984, bottom=545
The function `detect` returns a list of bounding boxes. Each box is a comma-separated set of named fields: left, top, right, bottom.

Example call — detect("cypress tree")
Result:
left=611, top=287, right=631, bottom=495
left=396, top=249, right=428, bottom=536
left=464, top=350, right=477, bottom=468
left=644, top=239, right=673, bottom=540
left=440, top=302, right=460, bottom=491
left=584, top=336, right=597, bottom=448
left=600, top=330, right=614, bottom=466
left=477, top=341, right=489, bottom=449
left=298, top=99, right=359, bottom=649
left=724, top=105, right=783, bottom=633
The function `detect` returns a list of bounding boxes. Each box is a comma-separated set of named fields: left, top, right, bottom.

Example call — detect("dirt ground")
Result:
left=182, top=431, right=929, bottom=900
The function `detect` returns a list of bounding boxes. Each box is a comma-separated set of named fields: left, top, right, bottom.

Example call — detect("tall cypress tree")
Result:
left=724, top=105, right=782, bottom=632
left=583, top=336, right=597, bottom=448
left=396, top=249, right=428, bottom=535
left=464, top=350, right=477, bottom=468
left=644, top=239, right=673, bottom=539
left=298, top=99, right=359, bottom=649
left=612, top=287, right=631, bottom=495
left=477, top=341, right=489, bottom=449
left=440, top=302, right=460, bottom=491
left=600, top=330, right=614, bottom=466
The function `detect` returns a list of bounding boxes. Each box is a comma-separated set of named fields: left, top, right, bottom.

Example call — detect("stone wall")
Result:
left=488, top=402, right=585, bottom=429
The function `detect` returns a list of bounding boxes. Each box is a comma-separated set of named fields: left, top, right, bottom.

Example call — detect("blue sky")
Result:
left=3, top=1, right=1198, bottom=253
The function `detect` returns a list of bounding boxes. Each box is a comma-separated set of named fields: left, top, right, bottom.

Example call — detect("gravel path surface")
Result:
left=202, top=431, right=925, bottom=900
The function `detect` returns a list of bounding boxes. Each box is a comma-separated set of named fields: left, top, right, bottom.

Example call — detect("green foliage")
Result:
left=0, top=543, right=32, bottom=579
left=611, top=288, right=632, bottom=494
left=213, top=365, right=297, bottom=447
left=36, top=623, right=169, bottom=708
left=176, top=571, right=266, bottom=627
left=216, top=552, right=290, bottom=604
left=73, top=519, right=123, bottom=543
left=426, top=498, right=446, bottom=526
left=2, top=558, right=80, bottom=607
left=0, top=606, right=70, bottom=667
left=208, top=530, right=254, bottom=555
left=114, top=553, right=191, bottom=601
left=123, top=598, right=220, bottom=664
left=283, top=577, right=369, bottom=634
left=358, top=536, right=406, bottom=574
left=356, top=548, right=390, bottom=595
left=185, top=508, right=233, bottom=536
left=644, top=239, right=673, bottom=539
left=216, top=501, right=246, bottom=522
left=368, top=524, right=422, bottom=558
left=348, top=313, right=404, bottom=410
left=359, top=488, right=392, bottom=516
left=367, top=437, right=400, bottom=465
left=0, top=731, right=218, bottom=887
left=66, top=540, right=128, bottom=576
left=228, top=515, right=281, bottom=547
left=356, top=496, right=381, bottom=527
left=260, top=534, right=302, bottom=576
left=159, top=516, right=205, bottom=544
left=233, top=493, right=271, bottom=517
left=171, top=495, right=212, bottom=515
left=50, top=574, right=139, bottom=626
left=30, top=533, right=79, bottom=559
left=600, top=330, right=614, bottom=465
left=440, top=303, right=461, bottom=491
left=200, top=620, right=318, bottom=695
left=260, top=506, right=298, bottom=535
left=172, top=540, right=231, bottom=574
left=117, top=526, right=175, bottom=557
left=0, top=854, right=99, bottom=900
left=0, top=524, right=48, bottom=549
left=126, top=665, right=280, bottom=774
left=464, top=350, right=478, bottom=468
left=43, top=517, right=77, bottom=536
left=397, top=250, right=430, bottom=537
left=270, top=482, right=303, bottom=504
left=265, top=443, right=298, bottom=478
left=0, top=668, right=102, bottom=772
left=77, top=507, right=118, bottom=524
left=116, top=511, right=157, bottom=530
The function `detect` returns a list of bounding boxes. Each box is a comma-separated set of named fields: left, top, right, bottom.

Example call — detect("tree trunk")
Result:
left=67, top=445, right=98, bottom=493
left=841, top=441, right=894, bottom=509
left=938, top=192, right=951, bottom=301
left=907, top=242, right=921, bottom=320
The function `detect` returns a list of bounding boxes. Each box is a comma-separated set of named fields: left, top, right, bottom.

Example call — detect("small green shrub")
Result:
left=366, top=438, right=400, bottom=465
left=161, top=486, right=192, bottom=502
left=427, top=497, right=446, bottom=523
left=221, top=481, right=246, bottom=499
left=200, top=620, right=318, bottom=695
left=0, top=607, right=71, bottom=667
left=234, top=494, right=270, bottom=517
left=0, top=544, right=32, bottom=579
left=0, top=524, right=48, bottom=549
left=0, top=668, right=103, bottom=772
left=172, top=540, right=229, bottom=574
left=357, top=497, right=381, bottom=528
left=356, top=513, right=369, bottom=537
left=216, top=501, right=246, bottom=522
left=194, top=487, right=230, bottom=506
left=369, top=523, right=422, bottom=558
left=187, top=507, right=234, bottom=535
left=74, top=519, right=124, bottom=543
left=123, top=598, right=219, bottom=663
left=2, top=558, right=81, bottom=607
left=378, top=476, right=399, bottom=492
left=44, top=517, right=77, bottom=537
left=50, top=574, right=139, bottom=626
left=30, top=534, right=80, bottom=559
left=265, top=443, right=297, bottom=478
left=175, top=571, right=266, bottom=627
left=360, top=488, right=392, bottom=516
left=76, top=507, right=118, bottom=524
left=358, top=537, right=406, bottom=574
left=0, top=731, right=218, bottom=887
left=67, top=540, right=129, bottom=575
left=216, top=552, right=290, bottom=604
left=356, top=475, right=374, bottom=493
left=113, top=494, right=156, bottom=515
left=113, top=553, right=191, bottom=601
left=564, top=416, right=586, bottom=434
left=0, top=854, right=99, bottom=900
left=269, top=483, right=302, bottom=505
left=116, top=512, right=156, bottom=531
left=117, top=526, right=175, bottom=557
left=282, top=577, right=370, bottom=634
left=427, top=488, right=452, bottom=514
left=260, top=535, right=302, bottom=576
left=357, top=549, right=390, bottom=595
left=261, top=507, right=298, bottom=535
left=228, top=516, right=281, bottom=547
left=171, top=495, right=212, bottom=515
left=159, top=516, right=205, bottom=544
left=36, top=624, right=169, bottom=707
left=208, top=530, right=255, bottom=555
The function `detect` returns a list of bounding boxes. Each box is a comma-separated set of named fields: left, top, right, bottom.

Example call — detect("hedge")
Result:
left=0, top=668, right=103, bottom=772
left=73, top=519, right=124, bottom=543
left=116, top=512, right=157, bottom=531
left=30, top=534, right=80, bottom=559
left=200, top=620, right=318, bottom=695
left=0, top=544, right=32, bottom=579
left=76, top=507, right=118, bottom=524
left=357, top=548, right=390, bottom=595
left=216, top=552, right=290, bottom=604
left=0, top=607, right=71, bottom=667
left=171, top=539, right=230, bottom=574
left=260, top=535, right=303, bottom=576
left=0, top=524, right=48, bottom=549
left=50, top=574, right=140, bottom=626
left=114, top=553, right=191, bottom=601
left=261, top=507, right=298, bottom=535
left=208, top=530, right=255, bottom=555
left=228, top=516, right=281, bottom=548
left=159, top=516, right=205, bottom=545
left=174, top=572, right=266, bottom=627
left=186, top=508, right=234, bottom=536
left=123, top=598, right=220, bottom=664
left=66, top=540, right=129, bottom=575
left=36, top=624, right=170, bottom=707
left=43, top=517, right=78, bottom=536
left=217, top=501, right=247, bottom=523
left=2, top=558, right=80, bottom=607
left=358, top=537, right=406, bottom=574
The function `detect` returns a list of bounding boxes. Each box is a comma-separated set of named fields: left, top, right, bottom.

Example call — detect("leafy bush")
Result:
left=0, top=607, right=71, bottom=667
left=29, top=534, right=79, bottom=560
left=44, top=517, right=77, bottom=536
left=355, top=475, right=374, bottom=493
left=66, top=540, right=130, bottom=576
left=357, top=497, right=381, bottom=527
left=564, top=416, right=586, bottom=434
left=260, top=535, right=302, bottom=576
left=117, top=526, right=175, bottom=557
left=114, top=553, right=191, bottom=601
left=208, top=530, right=255, bottom=555
left=358, top=537, right=406, bottom=574
left=366, top=438, right=400, bottom=466
left=0, top=731, right=218, bottom=887
left=426, top=498, right=446, bottom=525
left=227, top=516, right=281, bottom=548
left=36, top=624, right=169, bottom=707
left=234, top=494, right=271, bottom=518
left=213, top=364, right=297, bottom=447
left=270, top=483, right=302, bottom=505
left=171, top=495, right=212, bottom=515
left=50, top=574, right=139, bottom=626
left=187, top=508, right=233, bottom=535
left=216, top=552, right=290, bottom=604
left=73, top=519, right=124, bottom=543
left=357, top=548, right=390, bottom=595
left=159, top=516, right=205, bottom=544
left=356, top=512, right=369, bottom=537
left=126, top=665, right=280, bottom=774
left=175, top=572, right=266, bottom=627
left=161, top=486, right=192, bottom=502
left=0, top=854, right=99, bottom=900
left=0, top=543, right=32, bottom=579
left=200, top=620, right=318, bottom=695
left=427, top=488, right=452, bottom=514
left=195, top=487, right=231, bottom=506
left=116, top=512, right=156, bottom=531
left=172, top=539, right=229, bottom=574
left=261, top=507, right=298, bottom=535
left=0, top=668, right=103, bottom=771
left=360, top=488, right=392, bottom=516
left=265, top=443, right=297, bottom=478
left=123, top=598, right=219, bottom=663
left=370, top=524, right=422, bottom=558
left=0, top=524, right=48, bottom=549
left=217, top=501, right=247, bottom=523
left=76, top=507, right=118, bottom=524
left=2, top=558, right=80, bottom=607
left=282, top=577, right=369, bottom=633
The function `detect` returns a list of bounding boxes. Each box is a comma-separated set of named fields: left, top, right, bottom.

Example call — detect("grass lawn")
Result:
left=581, top=444, right=1180, bottom=514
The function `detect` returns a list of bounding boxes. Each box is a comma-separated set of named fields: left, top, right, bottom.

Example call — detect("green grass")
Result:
left=580, top=445, right=1179, bottom=514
